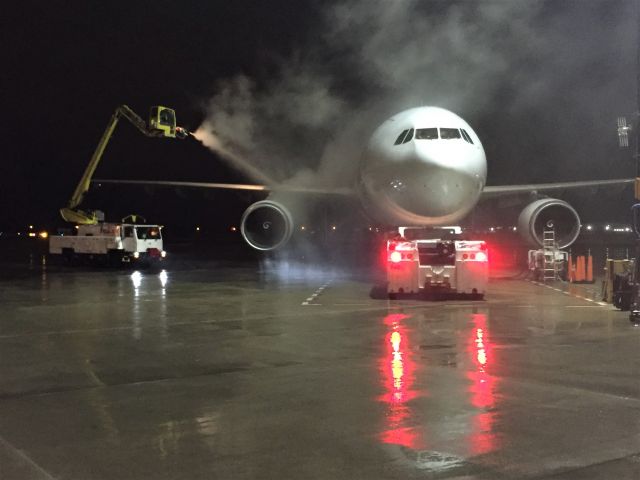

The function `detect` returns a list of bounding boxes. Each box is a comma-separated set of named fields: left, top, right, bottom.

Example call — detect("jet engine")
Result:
left=240, top=200, right=294, bottom=251
left=517, top=198, right=581, bottom=249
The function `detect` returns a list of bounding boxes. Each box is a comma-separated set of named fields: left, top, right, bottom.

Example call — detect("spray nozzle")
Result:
left=176, top=127, right=191, bottom=139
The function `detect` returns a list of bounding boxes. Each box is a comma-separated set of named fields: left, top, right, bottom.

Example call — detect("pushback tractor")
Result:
left=376, top=228, right=489, bottom=300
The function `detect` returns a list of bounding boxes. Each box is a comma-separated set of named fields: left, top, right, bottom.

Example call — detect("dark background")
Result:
left=2, top=0, right=637, bottom=236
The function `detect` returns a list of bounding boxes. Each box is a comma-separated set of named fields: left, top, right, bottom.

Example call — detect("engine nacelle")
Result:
left=240, top=200, right=294, bottom=251
left=517, top=198, right=581, bottom=249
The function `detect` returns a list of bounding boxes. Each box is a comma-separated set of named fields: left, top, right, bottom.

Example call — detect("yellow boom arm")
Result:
left=60, top=105, right=188, bottom=224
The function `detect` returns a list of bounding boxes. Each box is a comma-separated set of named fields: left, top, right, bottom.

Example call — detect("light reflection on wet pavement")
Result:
left=0, top=261, right=639, bottom=479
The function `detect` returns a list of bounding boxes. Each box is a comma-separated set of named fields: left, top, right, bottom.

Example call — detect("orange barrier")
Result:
left=575, top=255, right=585, bottom=282
left=568, top=254, right=574, bottom=282
left=570, top=254, right=594, bottom=283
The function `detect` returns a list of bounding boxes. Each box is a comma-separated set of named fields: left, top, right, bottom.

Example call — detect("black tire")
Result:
left=107, top=250, right=123, bottom=267
left=62, top=248, right=77, bottom=265
left=369, top=284, right=389, bottom=299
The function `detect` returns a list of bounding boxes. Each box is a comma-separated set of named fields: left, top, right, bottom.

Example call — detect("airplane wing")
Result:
left=94, top=178, right=635, bottom=198
left=92, top=179, right=355, bottom=196
left=481, top=178, right=634, bottom=198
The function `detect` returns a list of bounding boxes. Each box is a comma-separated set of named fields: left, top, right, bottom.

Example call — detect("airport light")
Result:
left=230, top=226, right=237, bottom=232
left=331, top=225, right=336, bottom=230
left=196, top=226, right=200, bottom=231
left=29, top=225, right=33, bottom=230
left=585, top=225, right=593, bottom=231
left=28, top=232, right=36, bottom=238
left=38, top=231, right=48, bottom=239
left=301, top=226, right=306, bottom=231
left=605, top=225, right=611, bottom=231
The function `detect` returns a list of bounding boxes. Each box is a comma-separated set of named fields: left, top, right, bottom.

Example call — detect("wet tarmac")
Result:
left=1, top=258, right=639, bottom=479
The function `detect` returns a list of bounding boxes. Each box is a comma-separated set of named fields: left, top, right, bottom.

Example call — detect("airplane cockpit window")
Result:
left=440, top=128, right=461, bottom=139
left=394, top=129, right=409, bottom=145
left=402, top=128, right=414, bottom=144
left=460, top=129, right=474, bottom=144
left=415, top=128, right=438, bottom=140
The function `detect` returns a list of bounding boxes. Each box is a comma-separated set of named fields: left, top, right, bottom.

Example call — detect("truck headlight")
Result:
left=133, top=252, right=140, bottom=259
left=161, top=250, right=167, bottom=258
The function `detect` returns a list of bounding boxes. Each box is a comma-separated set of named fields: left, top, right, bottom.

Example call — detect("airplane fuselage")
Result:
left=358, top=107, right=487, bottom=226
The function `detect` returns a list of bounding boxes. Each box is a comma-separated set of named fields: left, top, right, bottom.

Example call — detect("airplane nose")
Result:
left=359, top=136, right=485, bottom=225
left=387, top=165, right=477, bottom=218
left=401, top=143, right=481, bottom=215
left=372, top=141, right=479, bottom=218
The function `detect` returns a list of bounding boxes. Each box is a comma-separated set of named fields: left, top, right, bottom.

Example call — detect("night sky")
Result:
left=2, top=0, right=637, bottom=232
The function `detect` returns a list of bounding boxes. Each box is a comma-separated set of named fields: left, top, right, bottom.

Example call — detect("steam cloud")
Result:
left=195, top=0, right=635, bottom=188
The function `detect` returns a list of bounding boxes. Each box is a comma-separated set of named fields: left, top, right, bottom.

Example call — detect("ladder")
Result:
left=542, top=229, right=558, bottom=282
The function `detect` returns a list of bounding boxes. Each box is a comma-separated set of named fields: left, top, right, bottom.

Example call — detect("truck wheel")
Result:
left=369, top=284, right=389, bottom=299
left=62, top=248, right=76, bottom=265
left=107, top=250, right=123, bottom=267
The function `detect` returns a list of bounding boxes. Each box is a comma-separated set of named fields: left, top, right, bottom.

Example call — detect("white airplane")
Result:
left=95, top=106, right=633, bottom=251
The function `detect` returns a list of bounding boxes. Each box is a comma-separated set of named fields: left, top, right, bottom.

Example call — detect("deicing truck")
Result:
left=49, top=220, right=166, bottom=266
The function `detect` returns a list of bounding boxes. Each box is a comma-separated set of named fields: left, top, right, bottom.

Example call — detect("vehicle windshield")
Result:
left=159, top=109, right=175, bottom=126
left=135, top=226, right=161, bottom=240
left=417, top=241, right=456, bottom=266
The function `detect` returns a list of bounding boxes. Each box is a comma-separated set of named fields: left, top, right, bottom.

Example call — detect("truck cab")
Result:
left=121, top=224, right=164, bottom=261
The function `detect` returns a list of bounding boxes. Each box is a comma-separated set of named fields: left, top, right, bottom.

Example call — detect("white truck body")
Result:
left=49, top=223, right=165, bottom=264
left=386, top=238, right=488, bottom=298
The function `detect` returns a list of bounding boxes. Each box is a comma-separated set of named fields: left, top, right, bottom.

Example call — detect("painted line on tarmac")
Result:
left=302, top=281, right=332, bottom=306
left=0, top=435, right=58, bottom=480
left=526, top=279, right=608, bottom=307
left=565, top=305, right=604, bottom=308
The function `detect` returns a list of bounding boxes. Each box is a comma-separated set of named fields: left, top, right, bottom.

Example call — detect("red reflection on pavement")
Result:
left=466, top=313, right=499, bottom=455
left=379, top=313, right=425, bottom=450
